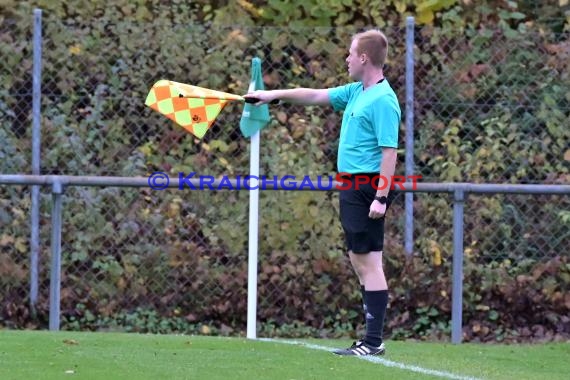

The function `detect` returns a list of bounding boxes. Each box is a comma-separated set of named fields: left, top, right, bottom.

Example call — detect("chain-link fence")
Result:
left=414, top=27, right=569, bottom=184
left=0, top=185, right=34, bottom=326
left=1, top=10, right=569, bottom=340
left=0, top=16, right=34, bottom=174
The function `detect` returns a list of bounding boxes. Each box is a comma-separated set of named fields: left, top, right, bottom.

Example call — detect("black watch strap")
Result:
left=374, top=196, right=388, bottom=204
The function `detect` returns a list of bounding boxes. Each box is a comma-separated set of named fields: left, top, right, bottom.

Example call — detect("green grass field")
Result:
left=0, top=330, right=568, bottom=380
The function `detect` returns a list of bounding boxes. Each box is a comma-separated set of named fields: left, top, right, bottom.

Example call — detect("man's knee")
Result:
left=352, top=251, right=385, bottom=273
left=350, top=252, right=375, bottom=272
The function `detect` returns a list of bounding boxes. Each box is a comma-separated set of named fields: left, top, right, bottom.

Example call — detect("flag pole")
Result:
left=246, top=129, right=260, bottom=340
left=246, top=66, right=260, bottom=340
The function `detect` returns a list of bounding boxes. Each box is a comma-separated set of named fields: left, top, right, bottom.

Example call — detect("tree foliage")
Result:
left=1, top=0, right=569, bottom=341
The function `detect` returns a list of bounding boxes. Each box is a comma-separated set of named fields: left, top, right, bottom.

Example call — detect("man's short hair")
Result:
left=353, top=30, right=388, bottom=68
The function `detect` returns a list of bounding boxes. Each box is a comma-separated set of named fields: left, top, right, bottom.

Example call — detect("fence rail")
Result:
left=2, top=175, right=569, bottom=194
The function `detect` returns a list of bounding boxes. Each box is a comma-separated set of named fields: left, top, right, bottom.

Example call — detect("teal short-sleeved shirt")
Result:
left=328, top=80, right=401, bottom=174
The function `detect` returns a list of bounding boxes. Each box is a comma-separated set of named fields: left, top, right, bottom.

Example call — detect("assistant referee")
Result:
left=244, top=29, right=401, bottom=356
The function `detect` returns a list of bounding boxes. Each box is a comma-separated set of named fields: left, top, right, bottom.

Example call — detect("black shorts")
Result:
left=339, top=173, right=396, bottom=254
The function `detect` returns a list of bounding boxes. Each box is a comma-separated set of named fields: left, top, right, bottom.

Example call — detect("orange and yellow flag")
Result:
left=145, top=80, right=247, bottom=139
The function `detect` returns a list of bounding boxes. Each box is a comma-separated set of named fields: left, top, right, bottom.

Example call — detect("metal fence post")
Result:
left=49, top=180, right=64, bottom=331
left=30, top=7, right=42, bottom=315
left=404, top=16, right=415, bottom=257
left=451, top=188, right=465, bottom=344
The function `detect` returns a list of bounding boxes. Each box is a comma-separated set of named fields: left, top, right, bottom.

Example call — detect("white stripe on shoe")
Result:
left=354, top=345, right=370, bottom=355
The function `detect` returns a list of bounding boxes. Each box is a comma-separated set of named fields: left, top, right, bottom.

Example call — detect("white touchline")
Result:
left=259, top=338, right=483, bottom=380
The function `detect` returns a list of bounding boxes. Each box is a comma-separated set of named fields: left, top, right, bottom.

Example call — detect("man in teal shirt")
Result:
left=245, top=29, right=400, bottom=356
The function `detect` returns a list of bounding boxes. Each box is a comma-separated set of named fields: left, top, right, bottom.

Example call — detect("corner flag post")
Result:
left=241, top=58, right=270, bottom=339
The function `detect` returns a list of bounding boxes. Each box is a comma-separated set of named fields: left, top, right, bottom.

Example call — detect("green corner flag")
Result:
left=240, top=57, right=270, bottom=138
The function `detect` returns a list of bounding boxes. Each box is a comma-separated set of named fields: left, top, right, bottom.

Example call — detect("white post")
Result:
left=246, top=81, right=260, bottom=339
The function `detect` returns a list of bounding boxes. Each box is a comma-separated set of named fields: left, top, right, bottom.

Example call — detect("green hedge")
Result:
left=1, top=0, right=569, bottom=342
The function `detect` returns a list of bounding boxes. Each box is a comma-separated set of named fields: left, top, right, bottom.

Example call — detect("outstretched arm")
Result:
left=243, top=88, right=330, bottom=106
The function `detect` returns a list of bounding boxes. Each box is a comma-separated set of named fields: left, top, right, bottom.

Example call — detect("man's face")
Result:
left=346, top=39, right=364, bottom=80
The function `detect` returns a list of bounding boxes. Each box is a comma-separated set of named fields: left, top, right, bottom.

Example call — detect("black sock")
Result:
left=364, top=290, right=389, bottom=347
left=360, top=285, right=367, bottom=329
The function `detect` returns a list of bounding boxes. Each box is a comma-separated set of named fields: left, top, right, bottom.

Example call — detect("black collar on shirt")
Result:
left=362, top=78, right=384, bottom=92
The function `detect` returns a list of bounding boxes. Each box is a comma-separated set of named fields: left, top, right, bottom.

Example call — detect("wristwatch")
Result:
left=374, top=196, right=388, bottom=204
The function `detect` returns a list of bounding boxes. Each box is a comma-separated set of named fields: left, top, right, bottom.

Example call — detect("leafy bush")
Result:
left=1, top=0, right=568, bottom=342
